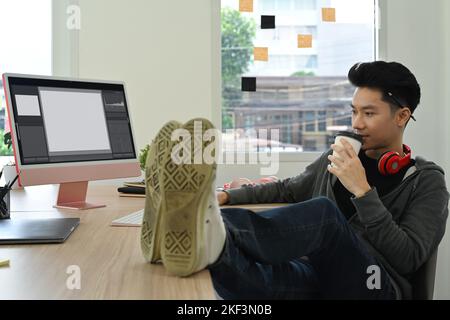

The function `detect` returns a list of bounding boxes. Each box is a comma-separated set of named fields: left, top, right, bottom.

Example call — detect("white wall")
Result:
left=53, top=0, right=450, bottom=299
left=379, top=0, right=450, bottom=300
left=55, top=0, right=215, bottom=151
left=442, top=0, right=450, bottom=300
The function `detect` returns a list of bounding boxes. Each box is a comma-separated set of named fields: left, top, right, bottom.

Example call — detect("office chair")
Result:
left=410, top=249, right=438, bottom=300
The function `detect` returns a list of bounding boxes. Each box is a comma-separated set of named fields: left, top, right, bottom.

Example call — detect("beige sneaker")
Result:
left=141, top=120, right=182, bottom=263
left=160, top=118, right=226, bottom=277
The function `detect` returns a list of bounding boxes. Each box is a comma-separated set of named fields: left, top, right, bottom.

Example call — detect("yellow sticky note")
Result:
left=298, top=34, right=313, bottom=48
left=0, top=259, right=10, bottom=267
left=254, top=47, right=269, bottom=61
left=322, top=7, right=336, bottom=22
left=239, top=0, right=253, bottom=13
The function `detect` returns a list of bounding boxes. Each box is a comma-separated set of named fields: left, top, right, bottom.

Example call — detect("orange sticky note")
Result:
left=322, top=7, right=336, bottom=22
left=254, top=47, right=268, bottom=61
left=298, top=34, right=312, bottom=48
left=239, top=0, right=253, bottom=13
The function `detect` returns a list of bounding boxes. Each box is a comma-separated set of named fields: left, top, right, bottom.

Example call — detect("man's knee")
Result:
left=315, top=196, right=344, bottom=220
left=315, top=196, right=335, bottom=209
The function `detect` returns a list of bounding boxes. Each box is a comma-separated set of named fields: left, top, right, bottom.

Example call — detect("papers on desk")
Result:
left=118, top=193, right=145, bottom=198
left=123, top=181, right=145, bottom=188
left=118, top=180, right=145, bottom=198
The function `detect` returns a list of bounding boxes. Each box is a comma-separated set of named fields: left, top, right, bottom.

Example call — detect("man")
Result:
left=141, top=61, right=449, bottom=300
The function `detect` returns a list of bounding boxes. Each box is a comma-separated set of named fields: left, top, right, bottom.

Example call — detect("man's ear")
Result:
left=396, top=107, right=411, bottom=127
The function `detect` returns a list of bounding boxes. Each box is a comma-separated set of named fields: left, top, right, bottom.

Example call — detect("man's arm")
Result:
left=219, top=150, right=331, bottom=205
left=350, top=170, right=449, bottom=275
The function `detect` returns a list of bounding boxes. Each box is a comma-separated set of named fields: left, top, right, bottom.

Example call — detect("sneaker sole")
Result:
left=161, top=118, right=217, bottom=276
left=141, top=120, right=182, bottom=263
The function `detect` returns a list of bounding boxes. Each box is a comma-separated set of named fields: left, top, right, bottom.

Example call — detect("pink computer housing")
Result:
left=2, top=73, right=141, bottom=210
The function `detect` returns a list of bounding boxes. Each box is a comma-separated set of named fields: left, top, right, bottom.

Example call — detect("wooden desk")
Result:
left=0, top=185, right=287, bottom=299
left=0, top=185, right=214, bottom=299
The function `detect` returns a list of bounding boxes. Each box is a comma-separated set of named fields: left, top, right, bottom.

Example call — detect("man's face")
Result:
left=351, top=87, right=401, bottom=151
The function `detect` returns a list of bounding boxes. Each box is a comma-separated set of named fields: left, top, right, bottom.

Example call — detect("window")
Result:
left=294, top=0, right=317, bottom=11
left=259, top=0, right=276, bottom=11
left=297, top=111, right=303, bottom=131
left=336, top=111, right=352, bottom=126
left=0, top=0, right=52, bottom=156
left=305, top=111, right=315, bottom=132
left=304, top=139, right=316, bottom=151
left=295, top=26, right=317, bottom=39
left=221, top=0, right=376, bottom=153
left=318, top=110, right=327, bottom=131
left=277, top=0, right=291, bottom=11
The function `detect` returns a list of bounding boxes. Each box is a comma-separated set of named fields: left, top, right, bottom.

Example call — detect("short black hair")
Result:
left=348, top=61, right=421, bottom=117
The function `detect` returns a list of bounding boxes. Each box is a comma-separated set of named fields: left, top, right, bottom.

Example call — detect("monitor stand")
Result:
left=54, top=181, right=106, bottom=210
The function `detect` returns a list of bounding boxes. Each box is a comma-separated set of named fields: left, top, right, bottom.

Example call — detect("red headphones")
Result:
left=378, top=144, right=412, bottom=176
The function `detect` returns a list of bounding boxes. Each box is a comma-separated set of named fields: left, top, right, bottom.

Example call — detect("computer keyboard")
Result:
left=111, top=209, right=144, bottom=227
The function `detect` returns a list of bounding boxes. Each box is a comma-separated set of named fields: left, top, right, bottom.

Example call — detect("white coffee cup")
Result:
left=331, top=131, right=363, bottom=167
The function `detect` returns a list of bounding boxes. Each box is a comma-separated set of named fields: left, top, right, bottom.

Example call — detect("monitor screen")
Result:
left=2, top=74, right=141, bottom=210
left=5, top=76, right=136, bottom=165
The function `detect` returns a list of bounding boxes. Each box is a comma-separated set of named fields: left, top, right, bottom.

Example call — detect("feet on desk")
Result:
left=158, top=118, right=226, bottom=277
left=141, top=120, right=182, bottom=263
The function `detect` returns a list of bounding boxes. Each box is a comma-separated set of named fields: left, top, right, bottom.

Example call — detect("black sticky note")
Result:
left=242, top=77, right=256, bottom=92
left=261, top=15, right=275, bottom=29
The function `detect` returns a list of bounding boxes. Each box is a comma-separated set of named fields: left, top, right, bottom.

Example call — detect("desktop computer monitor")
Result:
left=2, top=73, right=141, bottom=210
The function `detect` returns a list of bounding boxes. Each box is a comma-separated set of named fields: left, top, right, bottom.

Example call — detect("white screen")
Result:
left=38, top=88, right=111, bottom=153
left=15, top=95, right=41, bottom=116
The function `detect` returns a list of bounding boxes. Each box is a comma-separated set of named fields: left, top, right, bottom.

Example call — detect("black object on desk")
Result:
left=0, top=171, right=80, bottom=244
left=0, top=218, right=80, bottom=244
left=0, top=187, right=10, bottom=220
left=0, top=171, right=19, bottom=220
left=117, top=186, right=145, bottom=195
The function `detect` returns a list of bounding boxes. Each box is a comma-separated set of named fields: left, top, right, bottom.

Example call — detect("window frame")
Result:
left=213, top=0, right=382, bottom=163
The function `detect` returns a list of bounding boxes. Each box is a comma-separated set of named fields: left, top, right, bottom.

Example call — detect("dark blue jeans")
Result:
left=209, top=197, right=397, bottom=300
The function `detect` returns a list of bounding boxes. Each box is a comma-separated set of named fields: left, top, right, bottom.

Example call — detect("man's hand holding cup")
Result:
left=327, top=131, right=371, bottom=198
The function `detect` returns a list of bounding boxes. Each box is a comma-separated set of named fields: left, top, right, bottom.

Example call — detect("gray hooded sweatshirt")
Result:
left=225, top=148, right=449, bottom=299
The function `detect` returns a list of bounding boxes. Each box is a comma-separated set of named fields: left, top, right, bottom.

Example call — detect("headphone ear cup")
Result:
left=385, top=153, right=402, bottom=175
left=378, top=151, right=398, bottom=176
left=377, top=145, right=412, bottom=176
